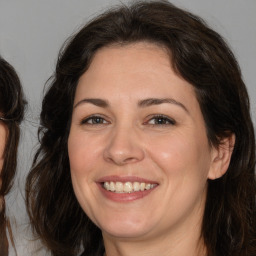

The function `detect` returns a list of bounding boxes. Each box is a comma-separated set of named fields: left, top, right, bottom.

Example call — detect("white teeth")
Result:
left=109, top=181, right=115, bottom=192
left=104, top=181, right=110, bottom=190
left=123, top=182, right=133, bottom=193
left=115, top=182, right=123, bottom=192
left=133, top=182, right=140, bottom=191
left=102, top=181, right=157, bottom=193
left=145, top=183, right=151, bottom=190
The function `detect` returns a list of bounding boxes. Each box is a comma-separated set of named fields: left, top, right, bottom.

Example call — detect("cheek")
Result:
left=68, top=132, right=92, bottom=205
left=68, top=131, right=100, bottom=217
left=68, top=130, right=105, bottom=207
left=0, top=126, right=6, bottom=155
left=0, top=124, right=7, bottom=171
left=147, top=132, right=210, bottom=219
left=68, top=131, right=100, bottom=177
left=147, top=129, right=211, bottom=186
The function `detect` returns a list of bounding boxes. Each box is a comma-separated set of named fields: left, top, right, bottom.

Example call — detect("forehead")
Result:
left=75, top=42, right=197, bottom=108
left=79, top=42, right=190, bottom=89
left=86, top=42, right=172, bottom=79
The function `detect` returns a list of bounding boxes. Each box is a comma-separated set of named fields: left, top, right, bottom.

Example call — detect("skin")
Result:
left=0, top=120, right=7, bottom=210
left=68, top=42, right=233, bottom=256
left=0, top=121, right=7, bottom=172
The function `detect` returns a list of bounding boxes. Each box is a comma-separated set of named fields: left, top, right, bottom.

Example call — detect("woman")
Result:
left=26, top=1, right=256, bottom=256
left=0, top=57, right=26, bottom=256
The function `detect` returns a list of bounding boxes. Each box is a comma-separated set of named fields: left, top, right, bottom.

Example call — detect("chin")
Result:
left=97, top=213, right=154, bottom=239
left=102, top=224, right=151, bottom=239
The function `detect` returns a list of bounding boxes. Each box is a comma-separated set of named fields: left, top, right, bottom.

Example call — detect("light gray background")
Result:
left=0, top=0, right=255, bottom=255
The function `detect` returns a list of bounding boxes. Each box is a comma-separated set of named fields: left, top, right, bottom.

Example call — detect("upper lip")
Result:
left=97, top=175, right=158, bottom=184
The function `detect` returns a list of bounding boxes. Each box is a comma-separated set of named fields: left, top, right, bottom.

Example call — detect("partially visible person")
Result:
left=0, top=56, right=26, bottom=256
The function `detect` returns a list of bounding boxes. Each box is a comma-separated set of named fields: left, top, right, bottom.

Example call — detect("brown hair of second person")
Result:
left=0, top=56, right=26, bottom=256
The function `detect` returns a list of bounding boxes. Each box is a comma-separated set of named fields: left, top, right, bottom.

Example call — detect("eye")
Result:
left=146, top=115, right=176, bottom=126
left=80, top=115, right=109, bottom=125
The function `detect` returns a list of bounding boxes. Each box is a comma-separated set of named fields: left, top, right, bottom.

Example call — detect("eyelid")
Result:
left=79, top=113, right=175, bottom=126
left=80, top=114, right=110, bottom=125
left=144, top=114, right=176, bottom=125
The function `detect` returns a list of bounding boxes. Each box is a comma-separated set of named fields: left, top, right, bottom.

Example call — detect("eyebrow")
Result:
left=74, top=97, right=188, bottom=113
left=74, top=98, right=109, bottom=108
left=138, top=98, right=188, bottom=113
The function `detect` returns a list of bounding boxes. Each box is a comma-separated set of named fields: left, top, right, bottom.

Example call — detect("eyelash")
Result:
left=80, top=115, right=108, bottom=125
left=80, top=114, right=176, bottom=126
left=145, top=115, right=176, bottom=126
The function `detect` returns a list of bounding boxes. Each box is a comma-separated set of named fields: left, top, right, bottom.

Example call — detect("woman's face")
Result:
left=0, top=120, right=7, bottom=170
left=0, top=119, right=7, bottom=198
left=68, top=42, right=219, bottom=241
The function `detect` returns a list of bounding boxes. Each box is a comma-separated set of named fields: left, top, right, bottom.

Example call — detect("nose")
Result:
left=103, top=125, right=145, bottom=165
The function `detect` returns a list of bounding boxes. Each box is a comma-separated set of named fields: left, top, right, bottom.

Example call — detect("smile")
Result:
left=103, top=181, right=157, bottom=193
left=97, top=176, right=159, bottom=202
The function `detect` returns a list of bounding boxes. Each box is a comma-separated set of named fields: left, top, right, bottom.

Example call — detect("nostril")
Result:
left=123, top=157, right=137, bottom=163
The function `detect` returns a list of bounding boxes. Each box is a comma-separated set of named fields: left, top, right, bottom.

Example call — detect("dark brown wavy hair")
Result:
left=0, top=56, right=26, bottom=256
left=26, top=1, right=256, bottom=256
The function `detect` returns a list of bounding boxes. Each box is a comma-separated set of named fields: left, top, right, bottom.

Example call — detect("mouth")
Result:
left=102, top=181, right=157, bottom=193
left=97, top=176, right=159, bottom=202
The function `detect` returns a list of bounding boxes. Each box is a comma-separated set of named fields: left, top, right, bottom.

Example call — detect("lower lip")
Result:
left=97, top=183, right=157, bottom=202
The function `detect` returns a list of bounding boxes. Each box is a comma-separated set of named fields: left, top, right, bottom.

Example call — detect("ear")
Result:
left=208, top=134, right=235, bottom=180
